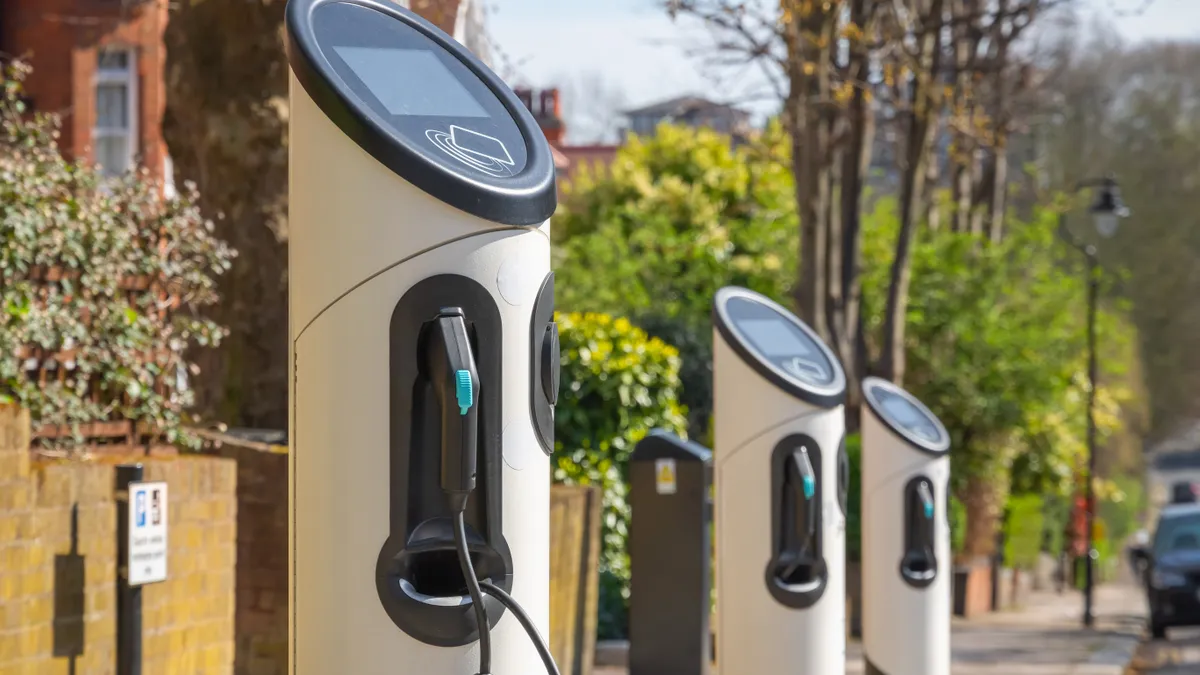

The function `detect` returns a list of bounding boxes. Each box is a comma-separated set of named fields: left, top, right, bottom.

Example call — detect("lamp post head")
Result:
left=1089, top=177, right=1129, bottom=239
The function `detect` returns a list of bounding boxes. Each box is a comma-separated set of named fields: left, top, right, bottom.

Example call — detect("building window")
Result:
left=94, top=48, right=137, bottom=177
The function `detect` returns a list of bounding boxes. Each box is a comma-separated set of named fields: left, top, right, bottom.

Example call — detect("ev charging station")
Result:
left=861, top=376, right=951, bottom=675
left=286, top=1, right=560, bottom=673
left=712, top=287, right=849, bottom=674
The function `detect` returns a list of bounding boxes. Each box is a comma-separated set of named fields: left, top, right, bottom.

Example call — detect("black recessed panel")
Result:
left=287, top=0, right=556, bottom=225
left=713, top=287, right=846, bottom=408
left=862, top=377, right=949, bottom=455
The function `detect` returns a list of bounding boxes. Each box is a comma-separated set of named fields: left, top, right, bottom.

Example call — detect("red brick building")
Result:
left=0, top=0, right=171, bottom=184
left=514, top=86, right=619, bottom=198
left=0, top=0, right=607, bottom=206
left=0, top=0, right=482, bottom=192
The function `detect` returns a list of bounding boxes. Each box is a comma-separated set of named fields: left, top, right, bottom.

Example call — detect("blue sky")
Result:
left=486, top=0, right=1200, bottom=142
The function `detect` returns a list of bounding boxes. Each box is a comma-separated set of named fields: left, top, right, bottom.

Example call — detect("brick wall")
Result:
left=0, top=0, right=170, bottom=182
left=216, top=446, right=288, bottom=675
left=0, top=405, right=237, bottom=675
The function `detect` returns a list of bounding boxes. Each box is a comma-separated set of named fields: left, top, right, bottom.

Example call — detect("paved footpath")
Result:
left=849, top=582, right=1146, bottom=674
left=1128, top=627, right=1200, bottom=674
left=597, top=582, right=1146, bottom=675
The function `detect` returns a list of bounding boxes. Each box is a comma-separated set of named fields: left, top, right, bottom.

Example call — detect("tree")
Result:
left=1044, top=36, right=1200, bottom=442
left=860, top=196, right=1136, bottom=556
left=666, top=0, right=1066, bottom=396
left=554, top=71, right=630, bottom=144
left=161, top=0, right=289, bottom=429
left=555, top=122, right=797, bottom=436
left=0, top=62, right=234, bottom=451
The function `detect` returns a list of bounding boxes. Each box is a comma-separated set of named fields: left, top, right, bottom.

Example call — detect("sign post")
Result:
left=116, top=465, right=169, bottom=675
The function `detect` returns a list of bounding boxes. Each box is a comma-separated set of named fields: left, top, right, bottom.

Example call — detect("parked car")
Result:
left=1170, top=480, right=1198, bottom=504
left=1140, top=502, right=1200, bottom=639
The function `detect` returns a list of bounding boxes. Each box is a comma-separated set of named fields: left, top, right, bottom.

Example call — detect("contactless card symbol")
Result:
left=426, top=125, right=514, bottom=177
left=784, top=356, right=827, bottom=383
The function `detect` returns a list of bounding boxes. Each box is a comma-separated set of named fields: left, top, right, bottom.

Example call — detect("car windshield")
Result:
left=1154, top=512, right=1200, bottom=556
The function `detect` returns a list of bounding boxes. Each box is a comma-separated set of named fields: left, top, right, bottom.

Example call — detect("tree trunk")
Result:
left=785, top=1, right=837, bottom=344
left=925, top=155, right=941, bottom=231
left=951, top=149, right=973, bottom=233
left=969, top=153, right=995, bottom=237
left=988, top=137, right=1009, bottom=243
left=162, top=0, right=290, bottom=429
left=878, top=0, right=945, bottom=385
left=825, top=0, right=875, bottom=413
left=949, top=0, right=977, bottom=234
left=961, top=471, right=1008, bottom=558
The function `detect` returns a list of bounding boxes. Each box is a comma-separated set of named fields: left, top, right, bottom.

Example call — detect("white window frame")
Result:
left=93, top=47, right=139, bottom=176
left=163, top=153, right=177, bottom=199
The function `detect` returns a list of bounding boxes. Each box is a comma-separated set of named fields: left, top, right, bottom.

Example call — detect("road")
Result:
left=1129, top=628, right=1200, bottom=674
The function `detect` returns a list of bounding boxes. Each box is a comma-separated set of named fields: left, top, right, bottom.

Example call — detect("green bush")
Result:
left=1100, top=476, right=1144, bottom=547
left=1040, top=495, right=1070, bottom=557
left=1003, top=495, right=1045, bottom=569
left=0, top=62, right=233, bottom=450
left=552, top=311, right=688, bottom=639
left=554, top=123, right=797, bottom=440
left=950, top=494, right=967, bottom=557
left=845, top=433, right=863, bottom=562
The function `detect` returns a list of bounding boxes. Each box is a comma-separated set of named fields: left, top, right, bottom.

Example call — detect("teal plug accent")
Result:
left=803, top=475, right=815, bottom=500
left=924, top=501, right=934, bottom=519
left=455, top=369, right=473, bottom=415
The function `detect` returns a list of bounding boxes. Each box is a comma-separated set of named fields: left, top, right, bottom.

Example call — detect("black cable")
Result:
left=479, top=580, right=562, bottom=675
left=453, top=511, right=492, bottom=675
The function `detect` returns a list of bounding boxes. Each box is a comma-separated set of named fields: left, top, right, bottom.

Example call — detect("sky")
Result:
left=486, top=0, right=1200, bottom=143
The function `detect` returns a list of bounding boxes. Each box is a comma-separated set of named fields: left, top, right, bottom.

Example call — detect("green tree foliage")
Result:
left=860, top=197, right=1136, bottom=555
left=950, top=494, right=967, bottom=556
left=553, top=312, right=688, bottom=639
left=845, top=433, right=863, bottom=562
left=0, top=63, right=234, bottom=450
left=1048, top=37, right=1200, bottom=441
left=554, top=123, right=797, bottom=436
left=1003, top=495, right=1045, bottom=569
left=1099, top=475, right=1145, bottom=549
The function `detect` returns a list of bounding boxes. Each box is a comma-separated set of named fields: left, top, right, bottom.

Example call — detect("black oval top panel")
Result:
left=286, top=0, right=556, bottom=225
left=713, top=287, right=846, bottom=408
left=862, top=376, right=950, bottom=455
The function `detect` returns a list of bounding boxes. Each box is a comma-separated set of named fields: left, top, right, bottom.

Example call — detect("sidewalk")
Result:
left=848, top=582, right=1147, bottom=674
left=596, top=582, right=1146, bottom=675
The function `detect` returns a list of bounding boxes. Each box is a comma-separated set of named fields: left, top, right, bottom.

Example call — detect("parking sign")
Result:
left=127, top=481, right=168, bottom=586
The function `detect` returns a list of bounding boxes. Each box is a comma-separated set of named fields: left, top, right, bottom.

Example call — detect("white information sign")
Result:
left=128, top=481, right=168, bottom=586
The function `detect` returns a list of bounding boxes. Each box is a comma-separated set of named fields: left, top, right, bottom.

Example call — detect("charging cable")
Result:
left=434, top=307, right=562, bottom=675
left=453, top=510, right=493, bottom=675
left=453, top=510, right=561, bottom=675
left=478, top=580, right=561, bottom=675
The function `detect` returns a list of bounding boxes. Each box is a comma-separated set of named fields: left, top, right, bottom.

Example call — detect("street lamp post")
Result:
left=1057, top=176, right=1129, bottom=629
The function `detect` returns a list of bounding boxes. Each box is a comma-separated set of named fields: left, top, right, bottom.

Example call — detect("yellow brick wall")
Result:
left=0, top=405, right=237, bottom=675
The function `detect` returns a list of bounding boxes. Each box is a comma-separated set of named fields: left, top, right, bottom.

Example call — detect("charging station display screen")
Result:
left=741, top=319, right=814, bottom=358
left=869, top=385, right=946, bottom=448
left=332, top=47, right=489, bottom=118
left=721, top=294, right=839, bottom=392
left=880, top=393, right=938, bottom=441
left=310, top=1, right=530, bottom=178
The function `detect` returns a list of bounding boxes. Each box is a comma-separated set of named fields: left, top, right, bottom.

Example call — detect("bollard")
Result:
left=629, top=430, right=713, bottom=675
